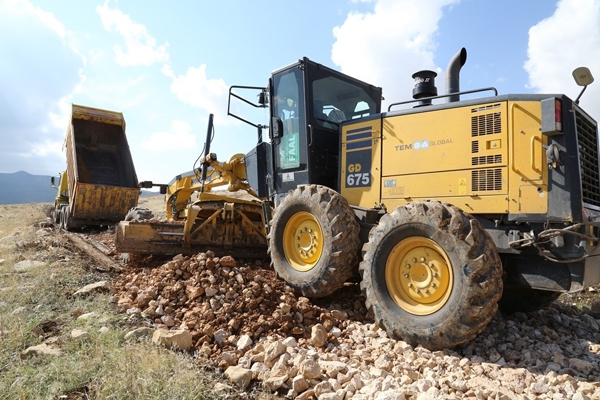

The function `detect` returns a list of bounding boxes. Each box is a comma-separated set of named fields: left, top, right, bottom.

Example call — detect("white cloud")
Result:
left=96, top=1, right=169, bottom=67
left=331, top=0, right=459, bottom=107
left=524, top=0, right=600, bottom=110
left=0, top=0, right=85, bottom=174
left=170, top=64, right=229, bottom=114
left=141, top=120, right=197, bottom=151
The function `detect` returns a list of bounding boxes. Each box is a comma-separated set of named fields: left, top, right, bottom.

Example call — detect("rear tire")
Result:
left=60, top=206, right=74, bottom=231
left=360, top=201, right=503, bottom=349
left=268, top=185, right=361, bottom=298
left=53, top=206, right=61, bottom=224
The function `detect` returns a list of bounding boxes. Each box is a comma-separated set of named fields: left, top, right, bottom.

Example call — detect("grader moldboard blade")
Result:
left=115, top=197, right=269, bottom=258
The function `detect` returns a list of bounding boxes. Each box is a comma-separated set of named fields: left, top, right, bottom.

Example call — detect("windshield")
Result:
left=311, top=75, right=379, bottom=130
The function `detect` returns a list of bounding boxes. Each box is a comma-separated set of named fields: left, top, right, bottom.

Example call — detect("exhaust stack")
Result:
left=446, top=47, right=467, bottom=103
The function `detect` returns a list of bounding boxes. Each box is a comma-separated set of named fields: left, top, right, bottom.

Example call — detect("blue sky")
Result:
left=1, top=0, right=599, bottom=186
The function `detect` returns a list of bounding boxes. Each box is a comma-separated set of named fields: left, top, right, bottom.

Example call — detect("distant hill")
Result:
left=0, top=171, right=154, bottom=205
left=0, top=171, right=58, bottom=205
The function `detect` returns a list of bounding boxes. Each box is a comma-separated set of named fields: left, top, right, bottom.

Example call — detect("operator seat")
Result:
left=323, top=109, right=346, bottom=130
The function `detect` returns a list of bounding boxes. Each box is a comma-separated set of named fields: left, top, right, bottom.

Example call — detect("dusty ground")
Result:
left=89, top=196, right=600, bottom=361
left=3, top=196, right=599, bottom=399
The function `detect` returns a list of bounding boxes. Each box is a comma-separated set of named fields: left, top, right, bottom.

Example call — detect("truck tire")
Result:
left=268, top=184, right=361, bottom=298
left=499, top=287, right=561, bottom=314
left=124, top=207, right=154, bottom=222
left=360, top=201, right=503, bottom=350
left=53, top=207, right=61, bottom=224
left=60, top=206, right=74, bottom=231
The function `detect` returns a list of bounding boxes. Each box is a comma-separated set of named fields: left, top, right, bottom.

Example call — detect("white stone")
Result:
left=236, top=334, right=253, bottom=351
left=264, top=340, right=287, bottom=363
left=77, top=312, right=98, bottom=320
left=73, top=281, right=111, bottom=296
left=376, top=389, right=407, bottom=400
left=213, top=329, right=230, bottom=346
left=13, top=260, right=46, bottom=272
left=124, top=327, right=154, bottom=341
left=311, top=323, right=328, bottom=347
left=299, top=359, right=322, bottom=379
left=224, top=365, right=252, bottom=390
left=20, top=343, right=62, bottom=358
left=151, top=328, right=192, bottom=350
left=292, top=375, right=309, bottom=393
left=71, top=329, right=89, bottom=339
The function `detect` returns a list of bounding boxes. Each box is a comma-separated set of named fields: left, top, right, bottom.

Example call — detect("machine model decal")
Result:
left=346, top=149, right=372, bottom=188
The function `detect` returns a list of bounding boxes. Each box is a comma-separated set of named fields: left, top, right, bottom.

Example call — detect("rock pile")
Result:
left=113, top=252, right=600, bottom=399
left=113, top=251, right=368, bottom=355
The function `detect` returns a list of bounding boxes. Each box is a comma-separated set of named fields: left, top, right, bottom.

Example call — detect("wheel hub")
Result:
left=283, top=211, right=323, bottom=271
left=385, top=237, right=453, bottom=315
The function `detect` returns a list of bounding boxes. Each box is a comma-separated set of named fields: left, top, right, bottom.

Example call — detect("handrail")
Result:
left=387, top=87, right=498, bottom=112
left=227, top=85, right=268, bottom=129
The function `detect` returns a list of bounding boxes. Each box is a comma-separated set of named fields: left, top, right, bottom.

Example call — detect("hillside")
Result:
left=0, top=171, right=57, bottom=205
left=0, top=171, right=159, bottom=205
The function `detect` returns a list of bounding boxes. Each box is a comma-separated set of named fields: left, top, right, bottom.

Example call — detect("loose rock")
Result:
left=21, top=343, right=62, bottom=358
left=152, top=328, right=192, bottom=350
left=110, top=251, right=600, bottom=399
left=73, top=281, right=111, bottom=296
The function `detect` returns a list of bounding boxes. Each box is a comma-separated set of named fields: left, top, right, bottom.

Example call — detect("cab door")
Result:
left=270, top=63, right=309, bottom=195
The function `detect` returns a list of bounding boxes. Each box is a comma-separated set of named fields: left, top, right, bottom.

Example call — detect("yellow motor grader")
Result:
left=116, top=49, right=600, bottom=349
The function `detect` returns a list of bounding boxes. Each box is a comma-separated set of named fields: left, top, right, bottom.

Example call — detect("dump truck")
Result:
left=116, top=49, right=600, bottom=349
left=52, top=104, right=140, bottom=230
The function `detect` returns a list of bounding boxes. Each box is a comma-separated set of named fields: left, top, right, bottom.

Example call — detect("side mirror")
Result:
left=50, top=177, right=55, bottom=188
left=258, top=90, right=269, bottom=107
left=271, top=117, right=283, bottom=139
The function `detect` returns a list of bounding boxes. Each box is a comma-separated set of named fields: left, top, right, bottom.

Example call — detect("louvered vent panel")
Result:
left=472, top=155, right=502, bottom=166
left=471, top=141, right=479, bottom=153
left=471, top=168, right=503, bottom=191
left=471, top=104, right=502, bottom=137
left=576, top=108, right=600, bottom=207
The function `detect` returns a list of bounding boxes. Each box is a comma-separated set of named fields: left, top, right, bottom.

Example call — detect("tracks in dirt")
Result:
left=64, top=231, right=123, bottom=272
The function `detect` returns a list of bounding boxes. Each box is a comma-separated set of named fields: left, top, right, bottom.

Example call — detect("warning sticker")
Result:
left=459, top=178, right=467, bottom=195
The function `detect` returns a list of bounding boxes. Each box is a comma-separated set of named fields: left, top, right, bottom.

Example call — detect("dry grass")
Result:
left=0, top=202, right=277, bottom=399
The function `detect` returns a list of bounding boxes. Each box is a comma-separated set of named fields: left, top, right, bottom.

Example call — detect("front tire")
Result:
left=268, top=185, right=361, bottom=298
left=360, top=201, right=502, bottom=349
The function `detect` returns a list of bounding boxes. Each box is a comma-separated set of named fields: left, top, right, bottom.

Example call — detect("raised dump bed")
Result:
left=53, top=104, right=139, bottom=229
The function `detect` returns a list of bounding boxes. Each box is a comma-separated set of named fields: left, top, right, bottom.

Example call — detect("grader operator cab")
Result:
left=117, top=49, right=600, bottom=349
